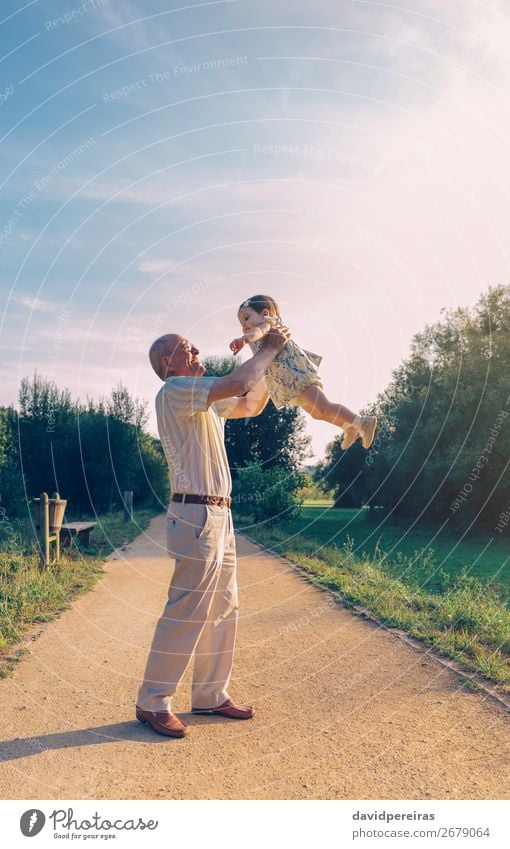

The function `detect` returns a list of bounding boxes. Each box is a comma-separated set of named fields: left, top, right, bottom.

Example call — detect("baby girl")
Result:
left=230, top=294, right=377, bottom=450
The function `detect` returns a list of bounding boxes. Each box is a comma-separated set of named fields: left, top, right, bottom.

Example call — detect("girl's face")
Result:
left=238, top=305, right=268, bottom=333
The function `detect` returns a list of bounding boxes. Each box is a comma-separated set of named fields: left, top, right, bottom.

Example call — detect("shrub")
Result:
left=233, top=462, right=305, bottom=526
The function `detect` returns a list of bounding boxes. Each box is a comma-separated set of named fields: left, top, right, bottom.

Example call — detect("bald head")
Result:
left=149, top=333, right=204, bottom=380
left=149, top=334, right=181, bottom=379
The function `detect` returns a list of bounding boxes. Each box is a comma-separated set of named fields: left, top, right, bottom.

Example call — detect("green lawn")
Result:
left=241, top=503, right=510, bottom=595
left=235, top=504, right=510, bottom=690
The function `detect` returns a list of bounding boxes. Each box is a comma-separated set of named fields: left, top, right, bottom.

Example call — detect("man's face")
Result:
left=163, top=336, right=205, bottom=378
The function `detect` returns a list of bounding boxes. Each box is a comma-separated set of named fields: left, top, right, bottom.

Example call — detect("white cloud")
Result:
left=14, top=296, right=54, bottom=313
left=137, top=257, right=179, bottom=274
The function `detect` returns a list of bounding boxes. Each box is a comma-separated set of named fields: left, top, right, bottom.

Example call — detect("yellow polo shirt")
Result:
left=156, top=377, right=237, bottom=498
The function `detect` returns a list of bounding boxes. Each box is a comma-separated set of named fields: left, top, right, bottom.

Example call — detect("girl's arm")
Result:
left=230, top=321, right=272, bottom=354
left=244, top=321, right=272, bottom=343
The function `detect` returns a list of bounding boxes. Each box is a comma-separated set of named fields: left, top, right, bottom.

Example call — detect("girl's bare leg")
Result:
left=295, top=385, right=357, bottom=427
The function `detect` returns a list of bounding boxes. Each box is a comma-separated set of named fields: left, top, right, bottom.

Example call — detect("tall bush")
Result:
left=233, top=462, right=305, bottom=526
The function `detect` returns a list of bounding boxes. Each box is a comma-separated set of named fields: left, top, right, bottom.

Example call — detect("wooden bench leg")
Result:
left=60, top=530, right=72, bottom=549
left=77, top=530, right=91, bottom=546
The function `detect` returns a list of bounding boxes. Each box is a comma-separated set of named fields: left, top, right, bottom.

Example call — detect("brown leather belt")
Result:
left=171, top=493, right=232, bottom=508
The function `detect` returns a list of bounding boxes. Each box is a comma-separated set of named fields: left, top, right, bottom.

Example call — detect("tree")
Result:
left=79, top=388, right=167, bottom=512
left=315, top=435, right=372, bottom=508
left=363, top=285, right=510, bottom=529
left=10, top=374, right=168, bottom=515
left=0, top=406, right=25, bottom=517
left=17, top=372, right=78, bottom=509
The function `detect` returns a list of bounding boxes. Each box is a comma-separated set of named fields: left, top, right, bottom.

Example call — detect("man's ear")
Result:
left=162, top=356, right=174, bottom=378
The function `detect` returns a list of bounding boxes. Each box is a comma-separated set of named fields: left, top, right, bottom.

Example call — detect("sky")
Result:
left=1, top=0, right=509, bottom=460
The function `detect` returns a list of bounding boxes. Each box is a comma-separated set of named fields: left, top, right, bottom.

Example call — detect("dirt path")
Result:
left=0, top=513, right=508, bottom=800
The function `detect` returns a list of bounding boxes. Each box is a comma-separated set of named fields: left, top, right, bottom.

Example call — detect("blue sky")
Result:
left=1, top=0, right=509, bottom=458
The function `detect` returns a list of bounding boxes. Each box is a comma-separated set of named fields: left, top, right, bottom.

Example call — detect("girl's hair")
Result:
left=238, top=294, right=280, bottom=317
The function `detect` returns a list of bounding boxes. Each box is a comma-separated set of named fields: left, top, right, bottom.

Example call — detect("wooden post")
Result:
left=52, top=492, right=60, bottom=562
left=123, top=491, right=133, bottom=522
left=34, top=491, right=66, bottom=567
left=41, top=492, right=50, bottom=568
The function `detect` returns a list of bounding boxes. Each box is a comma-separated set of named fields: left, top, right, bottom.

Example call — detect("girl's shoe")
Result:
left=341, top=425, right=360, bottom=450
left=359, top=416, right=378, bottom=449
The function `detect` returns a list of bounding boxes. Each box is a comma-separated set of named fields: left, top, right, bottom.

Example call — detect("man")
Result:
left=136, top=324, right=289, bottom=737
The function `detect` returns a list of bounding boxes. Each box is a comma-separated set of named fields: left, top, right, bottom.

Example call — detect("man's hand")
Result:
left=230, top=337, right=247, bottom=355
left=261, top=323, right=290, bottom=355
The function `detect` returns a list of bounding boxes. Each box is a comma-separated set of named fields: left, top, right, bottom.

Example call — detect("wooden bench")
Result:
left=60, top=521, right=97, bottom=548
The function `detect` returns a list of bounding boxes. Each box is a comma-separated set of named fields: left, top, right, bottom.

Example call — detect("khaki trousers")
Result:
left=137, top=502, right=238, bottom=712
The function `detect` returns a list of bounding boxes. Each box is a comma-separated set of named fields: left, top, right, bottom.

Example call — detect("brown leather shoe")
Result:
left=136, top=706, right=189, bottom=738
left=192, top=698, right=254, bottom=719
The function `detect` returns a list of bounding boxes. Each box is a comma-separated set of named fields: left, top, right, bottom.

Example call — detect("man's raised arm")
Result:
left=207, top=324, right=289, bottom=404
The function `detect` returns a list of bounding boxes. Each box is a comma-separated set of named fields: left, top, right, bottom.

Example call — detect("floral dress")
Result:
left=249, top=316, right=323, bottom=409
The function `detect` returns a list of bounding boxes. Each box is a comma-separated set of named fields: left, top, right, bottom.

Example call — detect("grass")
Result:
left=274, top=503, right=510, bottom=592
left=0, top=506, right=160, bottom=677
left=235, top=505, right=510, bottom=692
